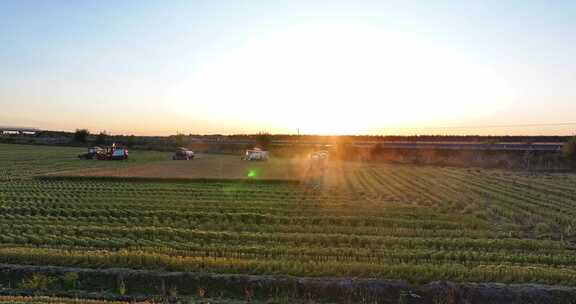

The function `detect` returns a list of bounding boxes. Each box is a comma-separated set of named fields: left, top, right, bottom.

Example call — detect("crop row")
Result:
left=0, top=229, right=563, bottom=253
left=2, top=247, right=576, bottom=286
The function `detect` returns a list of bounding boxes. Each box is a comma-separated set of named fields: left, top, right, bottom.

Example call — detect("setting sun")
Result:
left=167, top=24, right=516, bottom=134
left=2, top=1, right=575, bottom=136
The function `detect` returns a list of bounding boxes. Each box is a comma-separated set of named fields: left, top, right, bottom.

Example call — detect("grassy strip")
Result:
left=2, top=247, right=576, bottom=286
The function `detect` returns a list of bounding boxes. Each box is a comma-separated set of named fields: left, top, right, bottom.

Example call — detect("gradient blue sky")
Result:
left=1, top=0, right=576, bottom=135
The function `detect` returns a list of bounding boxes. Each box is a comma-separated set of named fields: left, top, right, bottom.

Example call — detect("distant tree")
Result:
left=255, top=132, right=272, bottom=150
left=73, top=129, right=90, bottom=143
left=563, top=137, right=576, bottom=169
left=173, top=133, right=186, bottom=147
left=95, top=131, right=107, bottom=145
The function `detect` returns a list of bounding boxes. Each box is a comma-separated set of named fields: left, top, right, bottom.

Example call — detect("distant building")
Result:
left=0, top=127, right=40, bottom=135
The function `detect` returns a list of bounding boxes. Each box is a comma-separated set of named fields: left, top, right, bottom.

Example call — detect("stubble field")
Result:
left=2, top=143, right=576, bottom=298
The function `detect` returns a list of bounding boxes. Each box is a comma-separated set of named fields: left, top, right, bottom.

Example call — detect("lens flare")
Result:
left=247, top=170, right=257, bottom=178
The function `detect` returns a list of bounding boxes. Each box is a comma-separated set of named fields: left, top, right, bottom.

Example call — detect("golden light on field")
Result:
left=167, top=24, right=517, bottom=135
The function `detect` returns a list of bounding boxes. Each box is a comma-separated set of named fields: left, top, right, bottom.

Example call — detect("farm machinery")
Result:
left=173, top=147, right=194, bottom=160
left=78, top=144, right=128, bottom=160
left=242, top=148, right=269, bottom=161
left=78, top=146, right=104, bottom=160
left=310, top=150, right=329, bottom=170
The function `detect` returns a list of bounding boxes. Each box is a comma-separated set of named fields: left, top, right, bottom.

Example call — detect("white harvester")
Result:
left=310, top=150, right=329, bottom=170
left=310, top=150, right=329, bottom=161
left=243, top=148, right=269, bottom=161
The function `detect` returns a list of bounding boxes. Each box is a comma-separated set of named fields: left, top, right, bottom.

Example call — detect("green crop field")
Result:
left=2, top=143, right=576, bottom=289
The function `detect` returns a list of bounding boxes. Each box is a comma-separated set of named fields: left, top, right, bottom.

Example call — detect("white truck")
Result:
left=243, top=148, right=269, bottom=161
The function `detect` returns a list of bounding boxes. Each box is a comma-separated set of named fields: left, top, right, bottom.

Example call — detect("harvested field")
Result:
left=57, top=154, right=307, bottom=181
left=3, top=143, right=576, bottom=303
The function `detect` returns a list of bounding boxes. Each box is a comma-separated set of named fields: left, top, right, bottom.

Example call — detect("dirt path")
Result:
left=50, top=154, right=309, bottom=181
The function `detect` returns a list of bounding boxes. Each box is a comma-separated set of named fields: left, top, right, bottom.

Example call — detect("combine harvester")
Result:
left=243, top=148, right=269, bottom=161
left=310, top=150, right=329, bottom=170
left=310, top=150, right=329, bottom=161
left=173, top=147, right=195, bottom=160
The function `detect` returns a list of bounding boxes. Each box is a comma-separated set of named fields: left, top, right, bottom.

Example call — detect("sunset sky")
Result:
left=1, top=1, right=576, bottom=136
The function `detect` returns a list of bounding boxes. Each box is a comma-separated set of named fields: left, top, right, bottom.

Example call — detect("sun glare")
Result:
left=167, top=24, right=516, bottom=134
